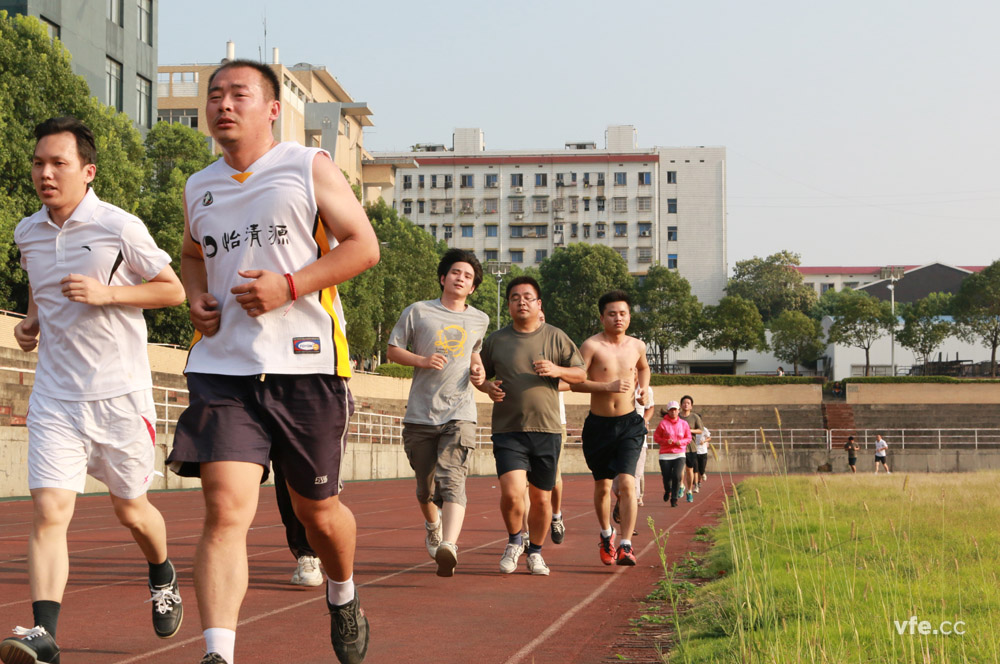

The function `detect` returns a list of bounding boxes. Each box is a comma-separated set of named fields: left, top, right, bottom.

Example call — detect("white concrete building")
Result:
left=372, top=126, right=728, bottom=304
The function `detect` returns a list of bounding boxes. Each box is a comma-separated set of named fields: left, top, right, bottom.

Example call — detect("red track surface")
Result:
left=0, top=474, right=742, bottom=663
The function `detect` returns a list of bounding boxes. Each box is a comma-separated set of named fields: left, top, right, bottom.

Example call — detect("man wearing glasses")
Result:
left=477, top=277, right=585, bottom=575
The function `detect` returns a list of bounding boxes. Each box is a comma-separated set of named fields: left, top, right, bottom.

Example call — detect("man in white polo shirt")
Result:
left=1, top=117, right=186, bottom=664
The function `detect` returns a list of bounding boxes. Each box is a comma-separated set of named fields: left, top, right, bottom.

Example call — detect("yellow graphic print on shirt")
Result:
left=435, top=325, right=468, bottom=358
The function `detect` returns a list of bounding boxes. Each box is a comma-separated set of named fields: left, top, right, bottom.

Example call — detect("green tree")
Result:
left=633, top=264, right=702, bottom=371
left=0, top=12, right=145, bottom=311
left=826, top=289, right=895, bottom=376
left=698, top=295, right=767, bottom=374
left=725, top=250, right=817, bottom=322
left=537, top=243, right=634, bottom=344
left=768, top=310, right=825, bottom=376
left=896, top=292, right=953, bottom=370
left=467, top=263, right=539, bottom=333
left=953, top=261, right=1000, bottom=377
left=810, top=286, right=853, bottom=321
left=138, top=122, right=217, bottom=345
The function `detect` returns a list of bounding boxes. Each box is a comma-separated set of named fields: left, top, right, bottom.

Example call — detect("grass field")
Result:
left=650, top=461, right=1000, bottom=662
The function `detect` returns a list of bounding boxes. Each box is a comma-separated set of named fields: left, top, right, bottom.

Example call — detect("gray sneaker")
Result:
left=328, top=590, right=369, bottom=664
left=425, top=521, right=442, bottom=560
left=499, top=542, right=524, bottom=574
left=199, top=654, right=228, bottom=664
left=435, top=541, right=458, bottom=577
left=550, top=516, right=565, bottom=544
left=526, top=552, right=550, bottom=576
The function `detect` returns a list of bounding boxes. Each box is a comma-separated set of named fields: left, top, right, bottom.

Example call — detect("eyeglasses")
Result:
left=508, top=295, right=538, bottom=304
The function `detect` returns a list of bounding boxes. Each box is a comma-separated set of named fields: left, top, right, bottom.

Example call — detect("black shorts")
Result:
left=581, top=411, right=647, bottom=481
left=492, top=431, right=561, bottom=491
left=696, top=453, right=708, bottom=475
left=848, top=457, right=857, bottom=466
left=167, top=372, right=354, bottom=500
left=875, top=455, right=888, bottom=465
left=685, top=450, right=698, bottom=468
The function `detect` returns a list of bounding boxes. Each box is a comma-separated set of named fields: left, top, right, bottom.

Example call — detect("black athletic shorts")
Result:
left=167, top=372, right=354, bottom=500
left=696, top=452, right=708, bottom=475
left=848, top=457, right=857, bottom=466
left=685, top=450, right=698, bottom=468
left=581, top=411, right=647, bottom=481
left=875, top=455, right=888, bottom=465
left=492, top=431, right=561, bottom=491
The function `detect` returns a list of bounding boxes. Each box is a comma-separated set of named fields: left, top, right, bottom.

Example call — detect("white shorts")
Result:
left=27, top=390, right=157, bottom=499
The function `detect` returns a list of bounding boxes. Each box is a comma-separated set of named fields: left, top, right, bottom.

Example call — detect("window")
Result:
left=485, top=250, right=498, bottom=262
left=135, top=76, right=152, bottom=127
left=553, top=223, right=563, bottom=233
left=637, top=197, right=652, bottom=212
left=429, top=225, right=438, bottom=238
left=535, top=173, right=547, bottom=187
left=614, top=223, right=628, bottom=237
left=844, top=281, right=859, bottom=290
left=419, top=175, right=425, bottom=189
left=137, top=0, right=152, bottom=44
left=461, top=174, right=474, bottom=188
left=511, top=226, right=523, bottom=238
left=552, top=198, right=565, bottom=212
left=533, top=225, right=547, bottom=238
left=667, top=198, right=678, bottom=214
left=509, top=198, right=524, bottom=213
left=667, top=226, right=677, bottom=241
left=569, top=197, right=579, bottom=213
left=597, top=197, right=605, bottom=212
left=821, top=283, right=835, bottom=294
left=583, top=173, right=590, bottom=186
left=571, top=223, right=578, bottom=237
left=431, top=175, right=438, bottom=189
left=444, top=175, right=453, bottom=189
left=596, top=222, right=606, bottom=238
left=402, top=200, right=412, bottom=215
left=158, top=107, right=199, bottom=128
left=107, top=0, right=123, bottom=25
left=583, top=224, right=591, bottom=238
left=668, top=254, right=678, bottom=269
left=484, top=198, right=498, bottom=214
left=461, top=225, right=474, bottom=238
left=485, top=173, right=498, bottom=188
left=460, top=198, right=474, bottom=214
left=615, top=247, right=628, bottom=262
left=444, top=199, right=453, bottom=214
left=638, top=171, right=652, bottom=185
left=638, top=247, right=653, bottom=263
left=403, top=175, right=413, bottom=190
left=597, top=173, right=605, bottom=186
left=511, top=173, right=523, bottom=187
left=486, top=225, right=498, bottom=238
left=418, top=200, right=425, bottom=214
left=535, top=249, right=548, bottom=263
left=444, top=226, right=454, bottom=240
left=583, top=198, right=591, bottom=212
left=343, top=119, right=350, bottom=139
left=612, top=197, right=627, bottom=213
left=510, top=250, right=524, bottom=263
left=533, top=198, right=548, bottom=213
left=39, top=16, right=59, bottom=39
left=638, top=222, right=652, bottom=237
left=105, top=58, right=123, bottom=111
left=614, top=172, right=627, bottom=186
left=667, top=171, right=677, bottom=184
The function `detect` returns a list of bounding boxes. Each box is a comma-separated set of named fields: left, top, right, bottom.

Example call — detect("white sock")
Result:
left=552, top=512, right=562, bottom=520
left=621, top=539, right=632, bottom=548
left=327, top=575, right=356, bottom=606
left=425, top=520, right=439, bottom=530
left=204, top=628, right=236, bottom=664
left=600, top=527, right=613, bottom=539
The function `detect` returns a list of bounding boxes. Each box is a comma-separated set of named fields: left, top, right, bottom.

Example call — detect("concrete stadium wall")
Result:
left=847, top=382, right=1000, bottom=404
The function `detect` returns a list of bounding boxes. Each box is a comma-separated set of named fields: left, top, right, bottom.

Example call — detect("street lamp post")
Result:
left=880, top=266, right=904, bottom=376
left=485, top=260, right=511, bottom=331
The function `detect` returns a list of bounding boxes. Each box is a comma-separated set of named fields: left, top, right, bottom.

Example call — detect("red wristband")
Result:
left=284, top=273, right=297, bottom=301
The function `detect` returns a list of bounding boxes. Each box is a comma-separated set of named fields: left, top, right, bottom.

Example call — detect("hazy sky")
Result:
left=160, top=0, right=999, bottom=270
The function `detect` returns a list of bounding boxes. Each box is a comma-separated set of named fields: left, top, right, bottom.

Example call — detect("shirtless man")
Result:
left=571, top=290, right=650, bottom=566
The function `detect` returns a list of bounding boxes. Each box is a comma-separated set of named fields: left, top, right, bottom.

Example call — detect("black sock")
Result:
left=148, top=559, right=174, bottom=587
left=526, top=543, right=542, bottom=555
left=32, top=600, right=60, bottom=638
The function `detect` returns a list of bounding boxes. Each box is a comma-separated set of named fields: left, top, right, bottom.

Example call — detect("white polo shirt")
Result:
left=15, top=188, right=170, bottom=401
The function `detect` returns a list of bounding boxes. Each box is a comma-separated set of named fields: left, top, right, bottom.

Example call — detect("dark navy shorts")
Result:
left=491, top=431, right=561, bottom=491
left=167, top=372, right=354, bottom=500
left=581, top=411, right=647, bottom=481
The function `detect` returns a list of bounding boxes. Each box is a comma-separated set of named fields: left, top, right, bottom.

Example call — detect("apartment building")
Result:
left=0, top=0, right=158, bottom=132
left=157, top=42, right=373, bottom=188
left=373, top=126, right=727, bottom=304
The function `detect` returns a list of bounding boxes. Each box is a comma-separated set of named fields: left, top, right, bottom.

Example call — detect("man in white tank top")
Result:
left=165, top=61, right=379, bottom=664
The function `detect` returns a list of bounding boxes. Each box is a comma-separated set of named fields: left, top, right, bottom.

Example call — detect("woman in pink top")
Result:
left=654, top=401, right=692, bottom=507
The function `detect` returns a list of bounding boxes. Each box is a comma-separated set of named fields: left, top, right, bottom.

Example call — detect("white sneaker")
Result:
left=425, top=520, right=442, bottom=559
left=499, top=542, right=524, bottom=574
left=694, top=483, right=700, bottom=494
left=435, top=541, right=458, bottom=577
left=526, top=552, right=550, bottom=576
left=291, top=555, right=323, bottom=586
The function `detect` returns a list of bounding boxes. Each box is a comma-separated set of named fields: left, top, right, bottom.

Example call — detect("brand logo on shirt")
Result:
left=314, top=475, right=328, bottom=485
left=293, top=337, right=321, bottom=354
left=434, top=325, right=468, bottom=358
left=82, top=245, right=91, bottom=252
left=202, top=191, right=214, bottom=206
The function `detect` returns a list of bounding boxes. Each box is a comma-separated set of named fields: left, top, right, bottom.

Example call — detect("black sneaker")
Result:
left=199, top=654, right=228, bottom=664
left=328, top=590, right=369, bottom=664
left=0, top=626, right=61, bottom=664
left=148, top=560, right=184, bottom=639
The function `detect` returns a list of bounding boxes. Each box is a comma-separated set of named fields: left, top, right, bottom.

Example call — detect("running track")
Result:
left=0, top=474, right=742, bottom=663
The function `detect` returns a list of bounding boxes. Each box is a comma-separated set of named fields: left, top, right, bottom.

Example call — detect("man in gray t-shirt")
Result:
left=386, top=249, right=489, bottom=578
